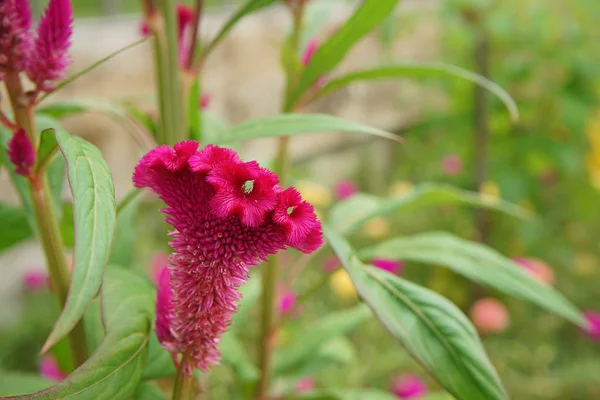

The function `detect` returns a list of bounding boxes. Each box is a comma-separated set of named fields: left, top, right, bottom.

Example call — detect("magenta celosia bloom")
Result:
left=294, top=377, right=316, bottom=393
left=334, top=179, right=358, bottom=200
left=441, top=154, right=462, bottom=175
left=40, top=355, right=66, bottom=382
left=582, top=310, right=600, bottom=342
left=0, top=0, right=33, bottom=77
left=390, top=374, right=428, bottom=399
left=26, top=0, right=73, bottom=92
left=278, top=290, right=297, bottom=315
left=7, top=129, right=35, bottom=177
left=134, top=141, right=323, bottom=371
left=371, top=258, right=404, bottom=275
left=23, top=269, right=49, bottom=292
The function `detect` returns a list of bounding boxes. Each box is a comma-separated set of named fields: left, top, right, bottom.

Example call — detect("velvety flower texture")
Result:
left=134, top=141, right=323, bottom=370
left=7, top=129, right=35, bottom=177
left=0, top=0, right=32, bottom=77
left=26, top=0, right=73, bottom=91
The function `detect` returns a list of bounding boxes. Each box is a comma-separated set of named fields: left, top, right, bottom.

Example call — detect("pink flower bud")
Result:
left=40, top=355, right=66, bottom=382
left=295, top=377, right=316, bottom=393
left=0, top=0, right=33, bottom=76
left=469, top=297, right=510, bottom=334
left=23, top=269, right=49, bottom=292
left=371, top=258, right=404, bottom=275
left=582, top=310, right=600, bottom=342
left=513, top=257, right=555, bottom=286
left=7, top=129, right=35, bottom=177
left=390, top=374, right=428, bottom=399
left=441, top=154, right=462, bottom=175
left=26, top=0, right=73, bottom=92
left=200, top=93, right=211, bottom=109
left=301, top=38, right=319, bottom=66
left=278, top=291, right=297, bottom=315
left=334, top=180, right=359, bottom=200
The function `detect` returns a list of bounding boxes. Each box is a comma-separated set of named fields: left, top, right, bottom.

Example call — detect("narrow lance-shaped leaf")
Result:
left=2, top=269, right=154, bottom=399
left=314, top=63, right=519, bottom=121
left=286, top=0, right=402, bottom=110
left=359, top=232, right=586, bottom=327
left=43, top=129, right=116, bottom=353
left=324, top=226, right=507, bottom=400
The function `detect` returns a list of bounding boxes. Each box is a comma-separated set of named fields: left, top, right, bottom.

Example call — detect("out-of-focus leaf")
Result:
left=359, top=232, right=586, bottom=327
left=220, top=331, right=260, bottom=382
left=0, top=204, right=33, bottom=253
left=232, top=275, right=261, bottom=330
left=109, top=194, right=139, bottom=268
left=324, top=226, right=507, bottom=400
left=142, top=332, right=175, bottom=381
left=327, top=193, right=383, bottom=233
left=133, top=383, right=167, bottom=400
left=0, top=373, right=53, bottom=396
left=188, top=78, right=201, bottom=141
left=43, top=129, right=116, bottom=353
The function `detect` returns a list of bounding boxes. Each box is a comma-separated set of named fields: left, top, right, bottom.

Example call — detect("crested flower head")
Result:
left=134, top=141, right=323, bottom=371
left=334, top=179, right=358, bottom=200
left=371, top=258, right=404, bottom=275
left=26, top=0, right=73, bottom=92
left=390, top=374, right=428, bottom=399
left=0, top=0, right=33, bottom=77
left=7, top=129, right=35, bottom=177
left=582, top=310, right=600, bottom=342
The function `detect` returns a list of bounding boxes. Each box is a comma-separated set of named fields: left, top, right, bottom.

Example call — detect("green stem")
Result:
left=172, top=360, right=195, bottom=400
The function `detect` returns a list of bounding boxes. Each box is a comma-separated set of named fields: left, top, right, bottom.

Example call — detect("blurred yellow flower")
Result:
left=574, top=253, right=597, bottom=277
left=479, top=181, right=500, bottom=202
left=518, top=199, right=535, bottom=212
left=362, top=217, right=390, bottom=239
left=585, top=112, right=600, bottom=189
left=329, top=269, right=357, bottom=301
left=295, top=180, right=332, bottom=208
left=389, top=180, right=414, bottom=197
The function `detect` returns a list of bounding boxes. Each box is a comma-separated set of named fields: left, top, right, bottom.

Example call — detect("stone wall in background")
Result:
left=0, top=1, right=441, bottom=324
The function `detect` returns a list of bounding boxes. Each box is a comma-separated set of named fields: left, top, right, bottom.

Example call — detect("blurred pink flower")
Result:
left=441, top=154, right=462, bottom=175
left=371, top=258, right=404, bottom=275
left=40, top=355, right=66, bottom=382
left=278, top=290, right=297, bottom=315
left=150, top=251, right=169, bottom=286
left=7, top=129, right=35, bottom=177
left=469, top=297, right=510, bottom=334
left=334, top=180, right=359, bottom=200
left=23, top=270, right=48, bottom=292
left=323, top=256, right=340, bottom=273
left=513, top=257, right=555, bottom=286
left=301, top=38, right=319, bottom=66
left=390, top=374, right=428, bottom=399
left=582, top=310, right=600, bottom=342
left=0, top=0, right=33, bottom=78
left=200, top=93, right=211, bottom=109
left=295, top=377, right=316, bottom=393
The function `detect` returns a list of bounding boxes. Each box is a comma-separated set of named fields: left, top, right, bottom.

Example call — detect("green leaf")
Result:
left=315, top=63, right=519, bottom=121
left=213, top=114, right=400, bottom=145
left=109, top=193, right=139, bottom=268
left=273, top=304, right=371, bottom=375
left=232, top=275, right=261, bottom=330
left=0, top=203, right=33, bottom=253
left=220, top=331, right=260, bottom=382
left=335, top=183, right=531, bottom=234
left=188, top=78, right=202, bottom=141
left=5, top=269, right=153, bottom=399
left=133, top=383, right=167, bottom=400
left=0, top=372, right=53, bottom=396
left=43, top=130, right=116, bottom=353
left=286, top=0, right=402, bottom=110
left=37, top=99, right=128, bottom=120
left=327, top=193, right=383, bottom=233
left=324, top=226, right=507, bottom=400
left=359, top=232, right=586, bottom=327
left=204, top=0, right=279, bottom=56
left=124, top=103, right=158, bottom=139
left=142, top=332, right=175, bottom=381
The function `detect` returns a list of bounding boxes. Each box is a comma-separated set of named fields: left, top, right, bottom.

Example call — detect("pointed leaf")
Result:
left=43, top=130, right=116, bottom=352
left=0, top=373, right=53, bottom=396
left=324, top=226, right=507, bottom=400
left=359, top=232, right=586, bottom=327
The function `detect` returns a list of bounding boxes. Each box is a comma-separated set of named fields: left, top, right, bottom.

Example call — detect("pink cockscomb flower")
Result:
left=513, top=257, right=555, bottom=286
left=334, top=179, right=359, bottom=200
left=133, top=141, right=323, bottom=371
left=7, top=129, right=35, bottom=177
left=390, top=374, right=428, bottom=399
left=441, top=154, right=462, bottom=175
left=26, top=0, right=73, bottom=92
left=0, top=0, right=33, bottom=77
left=371, top=258, right=404, bottom=275
left=323, top=256, right=340, bottom=273
left=40, top=355, right=66, bottom=382
left=23, top=269, right=49, bottom=292
left=582, top=310, right=600, bottom=342
left=295, top=377, right=316, bottom=393
left=469, top=297, right=510, bottom=334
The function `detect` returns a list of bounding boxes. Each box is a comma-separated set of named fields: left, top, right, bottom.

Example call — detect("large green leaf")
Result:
left=43, top=130, right=116, bottom=352
left=109, top=193, right=139, bottom=268
left=273, top=304, right=371, bottom=374
left=333, top=183, right=531, bottom=234
left=0, top=204, right=33, bottom=253
left=286, top=0, right=402, bottom=110
left=133, top=383, right=167, bottom=400
left=0, top=373, right=53, bottom=396
left=327, top=193, right=383, bottom=233
left=314, top=63, right=519, bottom=121
left=213, top=114, right=400, bottom=145
left=3, top=269, right=153, bottom=399
left=359, top=232, right=586, bottom=327
left=324, top=226, right=507, bottom=400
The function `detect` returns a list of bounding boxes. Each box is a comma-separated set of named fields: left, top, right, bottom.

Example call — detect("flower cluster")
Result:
left=0, top=0, right=73, bottom=91
left=133, top=141, right=323, bottom=371
left=7, top=128, right=35, bottom=177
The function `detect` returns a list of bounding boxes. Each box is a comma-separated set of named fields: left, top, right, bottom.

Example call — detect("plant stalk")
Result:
left=172, top=360, right=195, bottom=400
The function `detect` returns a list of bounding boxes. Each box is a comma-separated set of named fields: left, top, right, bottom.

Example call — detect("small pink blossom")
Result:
left=278, top=290, right=297, bottom=315
left=23, top=270, right=49, bottom=292
left=469, top=297, right=510, bottom=334
left=334, top=180, right=359, bottom=200
left=0, top=0, right=33, bottom=77
left=513, top=257, right=555, bottom=285
left=582, top=310, right=600, bottom=342
left=295, top=377, right=316, bottom=393
left=26, top=0, right=73, bottom=92
left=441, top=154, right=462, bottom=175
left=134, top=141, right=323, bottom=371
left=40, top=355, right=66, bottom=382
left=200, top=93, right=211, bottom=109
left=7, top=129, right=35, bottom=177
left=323, top=256, right=340, bottom=273
left=390, top=374, right=428, bottom=399
left=371, top=258, right=404, bottom=275
left=301, top=38, right=319, bottom=66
